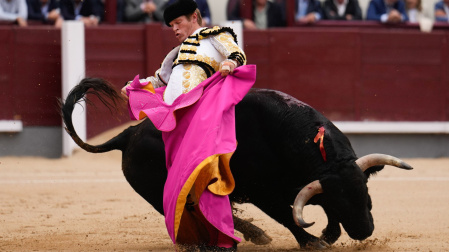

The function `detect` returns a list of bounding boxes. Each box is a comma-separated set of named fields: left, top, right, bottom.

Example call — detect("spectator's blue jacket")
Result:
left=295, top=0, right=324, bottom=19
left=60, top=0, right=103, bottom=21
left=366, top=0, right=408, bottom=22
left=26, top=0, right=59, bottom=22
left=434, top=1, right=448, bottom=22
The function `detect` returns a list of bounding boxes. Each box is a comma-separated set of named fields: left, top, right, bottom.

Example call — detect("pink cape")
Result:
left=126, top=65, right=257, bottom=244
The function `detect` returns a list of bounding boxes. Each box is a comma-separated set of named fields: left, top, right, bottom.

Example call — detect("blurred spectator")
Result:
left=366, top=0, right=408, bottom=23
left=97, top=0, right=105, bottom=21
left=226, top=0, right=239, bottom=20
left=323, top=0, right=363, bottom=20
left=123, top=0, right=166, bottom=23
left=116, top=0, right=125, bottom=22
left=166, top=0, right=210, bottom=26
left=227, top=0, right=285, bottom=29
left=295, top=0, right=323, bottom=24
left=404, top=0, right=421, bottom=22
left=0, top=0, right=28, bottom=26
left=274, top=0, right=286, bottom=24
left=26, top=0, right=63, bottom=26
left=59, top=0, right=103, bottom=26
left=434, top=0, right=449, bottom=22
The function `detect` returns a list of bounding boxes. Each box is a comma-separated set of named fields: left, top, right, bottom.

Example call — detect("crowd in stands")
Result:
left=0, top=0, right=104, bottom=26
left=1, top=0, right=448, bottom=27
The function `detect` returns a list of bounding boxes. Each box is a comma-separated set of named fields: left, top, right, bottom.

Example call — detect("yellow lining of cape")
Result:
left=174, top=152, right=235, bottom=241
left=138, top=82, right=156, bottom=120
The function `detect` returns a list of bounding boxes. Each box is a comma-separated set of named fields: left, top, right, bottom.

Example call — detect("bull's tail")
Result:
left=59, top=77, right=126, bottom=153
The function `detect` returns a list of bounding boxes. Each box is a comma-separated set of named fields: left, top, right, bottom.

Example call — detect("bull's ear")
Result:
left=363, top=165, right=385, bottom=179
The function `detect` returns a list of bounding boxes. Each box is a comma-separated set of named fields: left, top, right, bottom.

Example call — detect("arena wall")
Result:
left=0, top=23, right=448, bottom=158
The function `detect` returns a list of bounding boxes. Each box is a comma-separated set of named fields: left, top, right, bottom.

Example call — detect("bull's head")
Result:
left=292, top=154, right=413, bottom=240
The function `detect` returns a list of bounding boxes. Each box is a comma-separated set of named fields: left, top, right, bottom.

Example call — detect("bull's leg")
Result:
left=284, top=221, right=330, bottom=249
left=233, top=215, right=272, bottom=245
left=255, top=203, right=329, bottom=249
left=320, top=209, right=341, bottom=245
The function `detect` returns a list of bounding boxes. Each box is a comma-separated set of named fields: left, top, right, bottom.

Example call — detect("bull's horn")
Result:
left=355, top=153, right=413, bottom=172
left=292, top=180, right=323, bottom=228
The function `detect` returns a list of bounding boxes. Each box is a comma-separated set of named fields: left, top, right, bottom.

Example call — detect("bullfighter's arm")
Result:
left=210, top=30, right=246, bottom=76
left=121, top=46, right=181, bottom=99
left=139, top=68, right=167, bottom=89
left=121, top=69, right=166, bottom=99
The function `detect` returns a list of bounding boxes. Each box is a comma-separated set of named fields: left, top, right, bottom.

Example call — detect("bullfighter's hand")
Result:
left=121, top=85, right=129, bottom=101
left=219, top=60, right=237, bottom=77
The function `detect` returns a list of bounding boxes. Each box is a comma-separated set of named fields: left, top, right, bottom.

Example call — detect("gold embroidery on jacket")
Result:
left=180, top=44, right=198, bottom=53
left=184, top=37, right=199, bottom=45
left=174, top=54, right=220, bottom=72
left=181, top=64, right=207, bottom=94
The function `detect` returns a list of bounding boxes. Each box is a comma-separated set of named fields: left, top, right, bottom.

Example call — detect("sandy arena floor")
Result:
left=1, top=124, right=449, bottom=251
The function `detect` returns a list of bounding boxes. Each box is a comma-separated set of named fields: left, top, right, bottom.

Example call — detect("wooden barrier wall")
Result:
left=1, top=23, right=448, bottom=139
left=0, top=26, right=61, bottom=127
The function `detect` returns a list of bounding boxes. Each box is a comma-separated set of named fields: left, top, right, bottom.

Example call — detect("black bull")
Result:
left=60, top=78, right=413, bottom=249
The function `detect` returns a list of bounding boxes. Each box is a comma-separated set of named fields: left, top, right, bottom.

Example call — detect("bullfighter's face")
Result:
left=170, top=12, right=199, bottom=43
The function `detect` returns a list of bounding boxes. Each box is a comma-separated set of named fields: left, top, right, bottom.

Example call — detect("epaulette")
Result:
left=197, top=26, right=238, bottom=45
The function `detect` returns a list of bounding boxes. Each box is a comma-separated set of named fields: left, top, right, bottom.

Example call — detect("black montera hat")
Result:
left=164, top=0, right=198, bottom=27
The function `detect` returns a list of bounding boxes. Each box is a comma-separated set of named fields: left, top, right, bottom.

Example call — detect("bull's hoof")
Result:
left=304, top=239, right=330, bottom=250
left=320, top=227, right=340, bottom=245
left=243, top=231, right=273, bottom=245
